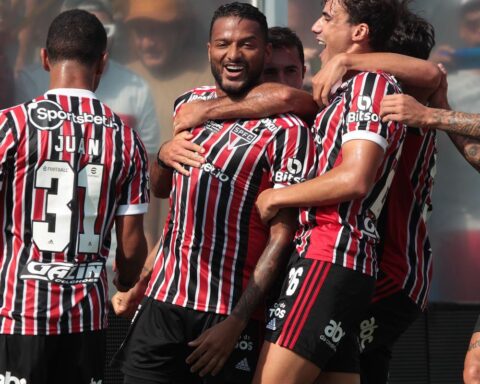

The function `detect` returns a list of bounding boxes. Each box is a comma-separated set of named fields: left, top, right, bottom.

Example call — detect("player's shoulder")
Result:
left=260, top=113, right=308, bottom=133
left=348, top=70, right=401, bottom=91
left=174, top=85, right=217, bottom=110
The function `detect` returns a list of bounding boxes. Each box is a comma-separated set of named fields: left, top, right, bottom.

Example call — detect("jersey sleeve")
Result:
left=266, top=115, right=316, bottom=189
left=342, top=72, right=401, bottom=151
left=0, top=112, right=17, bottom=190
left=116, top=129, right=150, bottom=216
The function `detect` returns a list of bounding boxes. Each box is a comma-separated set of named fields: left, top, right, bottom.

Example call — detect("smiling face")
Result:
left=208, top=16, right=270, bottom=96
left=311, top=0, right=357, bottom=65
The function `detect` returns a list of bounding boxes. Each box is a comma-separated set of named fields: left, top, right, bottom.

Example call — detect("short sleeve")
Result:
left=265, top=115, right=316, bottom=189
left=116, top=130, right=150, bottom=216
left=342, top=72, right=401, bottom=151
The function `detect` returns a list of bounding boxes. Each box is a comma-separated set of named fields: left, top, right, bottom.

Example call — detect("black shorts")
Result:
left=359, top=287, right=421, bottom=384
left=0, top=330, right=105, bottom=384
left=264, top=254, right=375, bottom=372
left=113, top=297, right=263, bottom=384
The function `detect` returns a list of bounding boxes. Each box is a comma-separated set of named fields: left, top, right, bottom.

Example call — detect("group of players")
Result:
left=0, top=1, right=479, bottom=384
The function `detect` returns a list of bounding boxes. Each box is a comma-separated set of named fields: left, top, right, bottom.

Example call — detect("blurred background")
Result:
left=1, top=0, right=478, bottom=305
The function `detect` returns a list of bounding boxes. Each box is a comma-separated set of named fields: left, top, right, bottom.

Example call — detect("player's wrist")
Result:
left=157, top=144, right=173, bottom=170
left=115, top=275, right=138, bottom=292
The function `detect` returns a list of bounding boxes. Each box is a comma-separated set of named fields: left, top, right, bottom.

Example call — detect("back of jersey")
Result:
left=0, top=88, right=149, bottom=335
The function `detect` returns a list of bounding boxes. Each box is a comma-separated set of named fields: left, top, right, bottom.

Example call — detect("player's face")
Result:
left=209, top=16, right=270, bottom=96
left=131, top=19, right=181, bottom=71
left=262, top=47, right=305, bottom=89
left=312, top=0, right=355, bottom=65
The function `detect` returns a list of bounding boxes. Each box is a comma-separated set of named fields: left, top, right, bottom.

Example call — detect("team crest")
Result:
left=228, top=124, right=257, bottom=150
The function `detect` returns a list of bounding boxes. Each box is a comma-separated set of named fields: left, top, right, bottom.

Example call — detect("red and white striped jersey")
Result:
left=295, top=71, right=405, bottom=276
left=146, top=86, right=315, bottom=316
left=0, top=88, right=149, bottom=335
left=375, top=128, right=436, bottom=309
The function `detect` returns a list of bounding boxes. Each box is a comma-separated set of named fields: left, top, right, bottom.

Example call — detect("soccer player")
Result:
left=112, top=3, right=315, bottom=384
left=252, top=0, right=404, bottom=382
left=0, top=10, right=149, bottom=384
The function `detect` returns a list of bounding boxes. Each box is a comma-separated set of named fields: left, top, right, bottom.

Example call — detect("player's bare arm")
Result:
left=464, top=332, right=480, bottom=384
left=114, top=214, right=148, bottom=292
left=256, top=139, right=384, bottom=223
left=313, top=52, right=441, bottom=107
left=186, top=208, right=297, bottom=377
left=112, top=241, right=157, bottom=318
left=173, top=82, right=318, bottom=135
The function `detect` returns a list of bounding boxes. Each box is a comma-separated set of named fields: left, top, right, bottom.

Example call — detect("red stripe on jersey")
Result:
left=296, top=72, right=405, bottom=277
left=146, top=87, right=315, bottom=317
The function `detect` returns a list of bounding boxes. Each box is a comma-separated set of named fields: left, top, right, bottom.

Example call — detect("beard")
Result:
left=210, top=60, right=263, bottom=96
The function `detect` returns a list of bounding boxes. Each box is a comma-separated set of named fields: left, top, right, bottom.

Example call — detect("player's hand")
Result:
left=380, top=94, right=429, bottom=128
left=186, top=316, right=245, bottom=377
left=111, top=285, right=144, bottom=319
left=312, top=53, right=348, bottom=107
left=159, top=131, right=206, bottom=176
left=255, top=188, right=280, bottom=225
left=173, top=101, right=207, bottom=135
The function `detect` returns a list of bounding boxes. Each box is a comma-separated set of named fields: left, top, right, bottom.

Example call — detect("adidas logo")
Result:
left=266, top=317, right=277, bottom=330
left=235, top=358, right=251, bottom=372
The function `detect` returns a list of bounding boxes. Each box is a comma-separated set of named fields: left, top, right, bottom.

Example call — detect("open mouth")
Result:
left=224, top=63, right=246, bottom=79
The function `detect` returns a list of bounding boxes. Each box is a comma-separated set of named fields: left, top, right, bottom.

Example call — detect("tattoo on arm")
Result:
left=468, top=339, right=480, bottom=352
left=230, top=228, right=293, bottom=323
left=433, top=109, right=480, bottom=139
left=448, top=133, right=480, bottom=173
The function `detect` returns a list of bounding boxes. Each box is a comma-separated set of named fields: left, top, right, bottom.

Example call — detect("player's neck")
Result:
left=48, top=61, right=99, bottom=92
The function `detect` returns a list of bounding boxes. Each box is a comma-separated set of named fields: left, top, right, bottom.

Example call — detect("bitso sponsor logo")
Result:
left=359, top=317, right=378, bottom=351
left=275, top=158, right=305, bottom=184
left=28, top=100, right=117, bottom=131
left=0, top=371, right=27, bottom=384
left=320, top=320, right=346, bottom=351
left=346, top=95, right=380, bottom=124
left=20, top=260, right=103, bottom=284
left=228, top=124, right=257, bottom=149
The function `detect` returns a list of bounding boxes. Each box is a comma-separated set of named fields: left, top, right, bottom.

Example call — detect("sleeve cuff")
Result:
left=116, top=203, right=149, bottom=216
left=342, top=131, right=388, bottom=152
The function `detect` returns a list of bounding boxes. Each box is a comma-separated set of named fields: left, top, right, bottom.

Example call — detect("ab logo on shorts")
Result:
left=0, top=372, right=27, bottom=384
left=320, top=320, right=346, bottom=352
left=359, top=317, right=378, bottom=351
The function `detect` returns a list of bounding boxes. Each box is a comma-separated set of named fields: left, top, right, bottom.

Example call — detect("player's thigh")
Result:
left=252, top=341, right=321, bottom=384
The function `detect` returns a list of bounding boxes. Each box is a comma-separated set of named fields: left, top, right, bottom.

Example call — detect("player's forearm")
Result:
left=448, top=133, right=480, bottom=172
left=341, top=52, right=441, bottom=92
left=203, top=83, right=317, bottom=123
left=424, top=108, right=480, bottom=139
left=150, top=146, right=173, bottom=198
left=268, top=165, right=375, bottom=211
left=116, top=231, right=148, bottom=287
left=230, top=210, right=295, bottom=324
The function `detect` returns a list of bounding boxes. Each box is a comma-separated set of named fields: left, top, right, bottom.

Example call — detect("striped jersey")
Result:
left=295, top=71, right=405, bottom=276
left=0, top=88, right=149, bottom=335
left=146, top=86, right=315, bottom=316
left=375, top=128, right=436, bottom=308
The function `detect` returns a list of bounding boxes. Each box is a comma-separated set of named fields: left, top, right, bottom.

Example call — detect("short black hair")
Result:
left=387, top=2, right=435, bottom=60
left=46, top=9, right=107, bottom=66
left=326, top=0, right=399, bottom=52
left=268, top=27, right=305, bottom=67
left=210, top=2, right=268, bottom=42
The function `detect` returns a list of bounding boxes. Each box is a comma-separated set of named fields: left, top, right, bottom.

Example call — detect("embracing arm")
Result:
left=256, top=140, right=384, bottom=222
left=185, top=208, right=297, bottom=376
left=313, top=52, right=441, bottom=106
left=174, top=82, right=318, bottom=134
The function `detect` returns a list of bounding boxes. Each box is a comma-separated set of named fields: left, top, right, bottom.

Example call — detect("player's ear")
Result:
left=264, top=42, right=272, bottom=63
left=352, top=22, right=369, bottom=43
left=40, top=48, right=50, bottom=72
left=97, top=52, right=109, bottom=76
left=207, top=42, right=211, bottom=63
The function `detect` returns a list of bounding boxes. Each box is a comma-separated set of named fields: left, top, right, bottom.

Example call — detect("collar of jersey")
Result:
left=45, top=88, right=98, bottom=99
